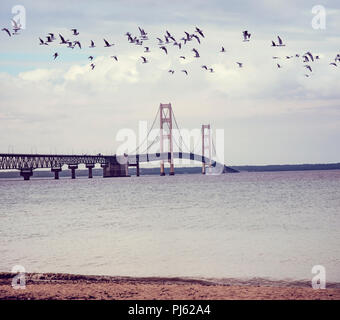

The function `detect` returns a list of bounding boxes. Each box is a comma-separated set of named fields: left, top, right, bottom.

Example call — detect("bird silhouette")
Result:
left=59, top=34, right=68, bottom=44
left=160, top=46, right=168, bottom=54
left=73, top=41, right=81, bottom=49
left=192, top=34, right=201, bottom=44
left=39, top=37, right=48, bottom=45
left=71, top=29, right=79, bottom=36
left=243, top=30, right=251, bottom=41
left=237, top=62, right=243, bottom=68
left=195, top=27, right=204, bottom=38
left=220, top=47, right=226, bottom=53
left=111, top=56, right=118, bottom=61
left=192, top=48, right=200, bottom=58
left=272, top=36, right=285, bottom=47
left=11, top=19, right=21, bottom=34
left=90, top=63, right=95, bottom=70
left=103, top=39, right=114, bottom=47
left=53, top=53, right=58, bottom=60
left=181, top=70, right=188, bottom=75
left=304, top=65, right=312, bottom=72
left=141, top=56, right=148, bottom=63
left=89, top=40, right=95, bottom=48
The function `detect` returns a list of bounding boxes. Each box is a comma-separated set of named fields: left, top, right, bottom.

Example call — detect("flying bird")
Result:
left=90, top=63, right=95, bottom=70
left=66, top=41, right=74, bottom=49
left=192, top=48, right=200, bottom=58
left=103, top=39, right=114, bottom=47
left=39, top=37, right=48, bottom=45
left=144, top=47, right=150, bottom=53
left=192, top=34, right=201, bottom=44
left=305, top=52, right=314, bottom=62
left=88, top=56, right=94, bottom=61
left=243, top=30, right=251, bottom=41
left=181, top=70, right=188, bottom=75
left=168, top=70, right=175, bottom=74
left=48, top=33, right=56, bottom=40
left=138, top=27, right=148, bottom=39
left=71, top=29, right=79, bottom=36
left=277, top=36, right=285, bottom=46
left=160, top=46, right=168, bottom=54
left=89, top=40, right=95, bottom=48
left=59, top=34, right=68, bottom=44
left=277, top=64, right=282, bottom=68
left=330, top=62, right=337, bottom=67
left=272, top=36, right=285, bottom=47
left=220, top=47, right=226, bottom=53
left=174, top=42, right=182, bottom=49
left=73, top=41, right=81, bottom=49
left=179, top=56, right=186, bottom=59
left=11, top=19, right=21, bottom=34
left=201, top=65, right=208, bottom=70
left=111, top=56, right=118, bottom=61
left=304, top=65, right=312, bottom=72
left=195, top=27, right=204, bottom=38
left=209, top=68, right=214, bottom=73
left=2, top=28, right=11, bottom=37
left=53, top=52, right=58, bottom=60
left=236, top=62, right=243, bottom=68
left=141, top=56, right=148, bottom=63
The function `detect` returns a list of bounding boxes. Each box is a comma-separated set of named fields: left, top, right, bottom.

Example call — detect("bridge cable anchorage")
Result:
left=131, top=108, right=160, bottom=155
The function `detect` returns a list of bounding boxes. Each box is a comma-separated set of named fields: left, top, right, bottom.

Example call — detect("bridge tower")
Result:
left=159, top=103, right=174, bottom=176
left=201, top=124, right=212, bottom=174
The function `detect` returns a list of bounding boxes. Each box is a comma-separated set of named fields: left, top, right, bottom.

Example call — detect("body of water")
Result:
left=0, top=170, right=339, bottom=282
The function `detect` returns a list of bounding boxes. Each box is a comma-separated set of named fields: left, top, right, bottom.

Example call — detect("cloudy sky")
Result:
left=0, top=0, right=339, bottom=165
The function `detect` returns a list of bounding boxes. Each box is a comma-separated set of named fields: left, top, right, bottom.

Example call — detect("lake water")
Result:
left=0, top=170, right=339, bottom=282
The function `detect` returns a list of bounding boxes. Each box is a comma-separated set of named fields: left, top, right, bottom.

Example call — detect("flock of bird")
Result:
left=2, top=21, right=340, bottom=78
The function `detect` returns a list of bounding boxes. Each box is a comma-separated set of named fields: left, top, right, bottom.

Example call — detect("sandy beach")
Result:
left=1, top=273, right=339, bottom=300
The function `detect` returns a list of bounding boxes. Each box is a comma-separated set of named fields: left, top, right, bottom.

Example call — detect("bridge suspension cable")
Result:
left=130, top=107, right=160, bottom=155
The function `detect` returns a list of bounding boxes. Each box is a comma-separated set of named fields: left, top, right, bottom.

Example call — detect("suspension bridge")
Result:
left=0, top=103, right=237, bottom=180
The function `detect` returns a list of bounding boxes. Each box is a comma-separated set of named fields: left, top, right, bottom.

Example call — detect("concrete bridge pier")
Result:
left=68, top=164, right=78, bottom=179
left=51, top=167, right=62, bottom=179
left=86, top=164, right=95, bottom=178
left=20, top=168, right=33, bottom=180
left=102, top=156, right=129, bottom=178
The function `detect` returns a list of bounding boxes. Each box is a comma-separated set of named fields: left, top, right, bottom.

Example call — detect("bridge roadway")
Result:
left=0, top=152, right=231, bottom=180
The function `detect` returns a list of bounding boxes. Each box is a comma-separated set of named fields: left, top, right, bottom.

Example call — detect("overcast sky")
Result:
left=0, top=0, right=339, bottom=165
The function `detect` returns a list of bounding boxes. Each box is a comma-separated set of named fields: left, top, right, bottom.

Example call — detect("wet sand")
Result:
left=1, top=273, right=339, bottom=300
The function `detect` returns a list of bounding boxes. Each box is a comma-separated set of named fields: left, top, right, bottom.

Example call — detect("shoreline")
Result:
left=1, top=272, right=339, bottom=300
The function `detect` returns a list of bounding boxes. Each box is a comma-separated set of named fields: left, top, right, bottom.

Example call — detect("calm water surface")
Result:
left=0, top=170, right=339, bottom=282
